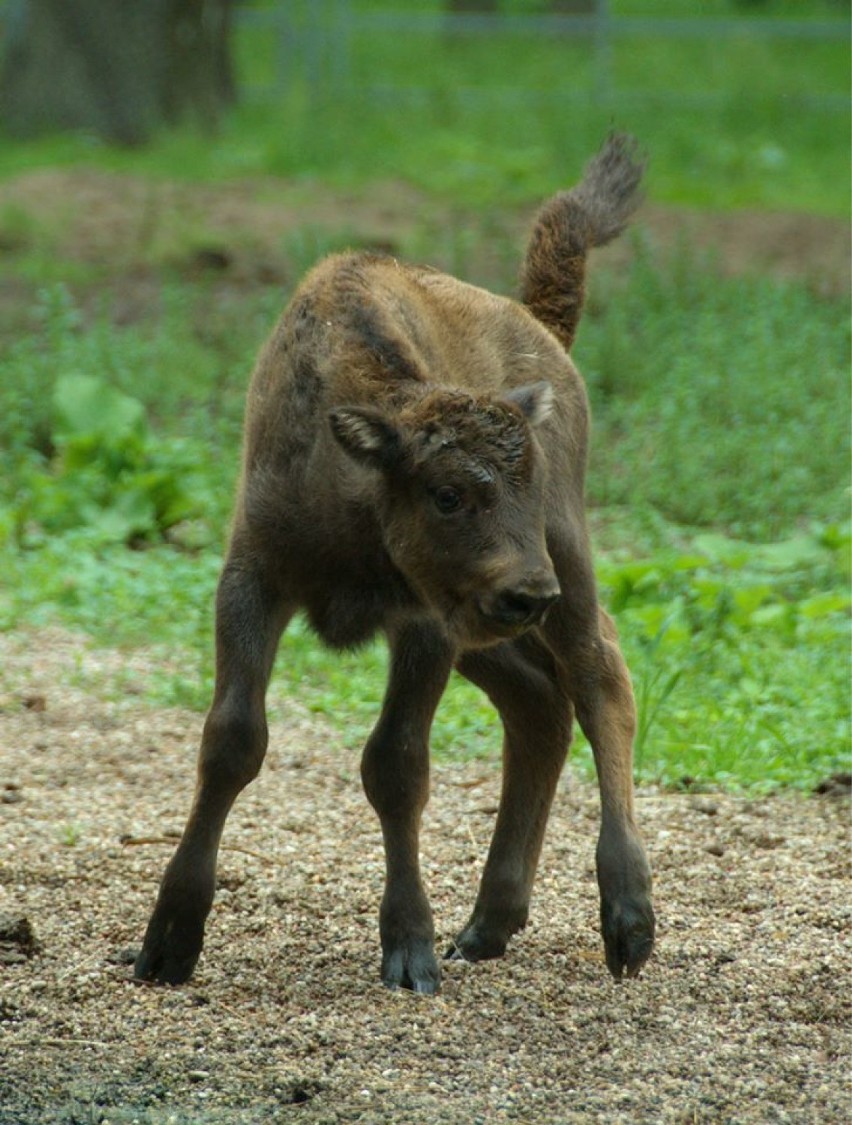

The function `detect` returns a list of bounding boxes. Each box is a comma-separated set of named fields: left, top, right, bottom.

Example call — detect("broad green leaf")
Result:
left=53, top=374, right=146, bottom=445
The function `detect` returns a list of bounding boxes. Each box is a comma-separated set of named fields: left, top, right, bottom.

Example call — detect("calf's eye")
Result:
left=433, top=486, right=462, bottom=514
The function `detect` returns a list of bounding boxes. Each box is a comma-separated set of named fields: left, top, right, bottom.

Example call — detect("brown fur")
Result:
left=135, top=134, right=655, bottom=994
left=520, top=132, right=645, bottom=351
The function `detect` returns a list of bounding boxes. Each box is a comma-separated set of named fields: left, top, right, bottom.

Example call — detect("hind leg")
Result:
left=135, top=543, right=292, bottom=984
left=449, top=634, right=573, bottom=961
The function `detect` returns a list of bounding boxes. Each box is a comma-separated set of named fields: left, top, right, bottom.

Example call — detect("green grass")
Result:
left=0, top=249, right=848, bottom=792
left=580, top=242, right=850, bottom=537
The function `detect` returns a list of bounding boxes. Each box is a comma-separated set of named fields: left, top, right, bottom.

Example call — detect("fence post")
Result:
left=303, top=0, right=325, bottom=107
left=329, top=0, right=351, bottom=98
left=275, top=1, right=293, bottom=98
left=594, top=0, right=613, bottom=103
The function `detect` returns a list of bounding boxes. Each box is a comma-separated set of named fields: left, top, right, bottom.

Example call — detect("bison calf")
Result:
left=135, top=134, right=655, bottom=993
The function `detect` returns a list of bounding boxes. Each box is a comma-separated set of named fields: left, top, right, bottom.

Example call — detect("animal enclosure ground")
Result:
left=0, top=628, right=849, bottom=1124
left=0, top=170, right=849, bottom=1121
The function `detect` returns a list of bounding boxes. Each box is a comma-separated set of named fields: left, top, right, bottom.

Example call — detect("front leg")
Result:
left=573, top=608, right=654, bottom=978
left=596, top=805, right=655, bottom=979
left=135, top=552, right=292, bottom=985
left=545, top=582, right=655, bottom=979
left=361, top=622, right=454, bottom=993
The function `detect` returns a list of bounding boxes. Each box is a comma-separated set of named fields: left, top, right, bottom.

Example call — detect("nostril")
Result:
left=496, top=592, right=537, bottom=623
left=493, top=589, right=560, bottom=627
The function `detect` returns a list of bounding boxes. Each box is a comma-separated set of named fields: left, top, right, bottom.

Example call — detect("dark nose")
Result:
left=490, top=586, right=561, bottom=629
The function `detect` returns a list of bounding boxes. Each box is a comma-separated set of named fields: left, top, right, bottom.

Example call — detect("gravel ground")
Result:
left=0, top=627, right=849, bottom=1124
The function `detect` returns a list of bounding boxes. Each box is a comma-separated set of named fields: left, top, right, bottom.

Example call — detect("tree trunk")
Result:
left=0, top=0, right=235, bottom=146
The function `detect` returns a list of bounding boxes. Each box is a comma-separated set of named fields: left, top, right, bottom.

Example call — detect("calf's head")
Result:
left=329, top=382, right=560, bottom=647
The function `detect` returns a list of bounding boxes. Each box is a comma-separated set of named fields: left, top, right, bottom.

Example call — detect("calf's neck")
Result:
left=135, top=134, right=656, bottom=993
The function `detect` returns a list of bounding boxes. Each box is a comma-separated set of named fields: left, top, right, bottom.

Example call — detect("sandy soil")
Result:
left=0, top=628, right=849, bottom=1124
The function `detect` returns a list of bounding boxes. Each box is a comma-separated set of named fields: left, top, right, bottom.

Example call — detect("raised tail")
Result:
left=520, top=133, right=645, bottom=352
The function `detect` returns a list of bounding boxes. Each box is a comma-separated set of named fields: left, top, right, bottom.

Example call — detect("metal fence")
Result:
left=238, top=1, right=850, bottom=113
left=0, top=2, right=845, bottom=113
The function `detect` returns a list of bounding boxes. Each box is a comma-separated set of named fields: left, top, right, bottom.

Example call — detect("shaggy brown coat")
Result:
left=135, top=134, right=655, bottom=995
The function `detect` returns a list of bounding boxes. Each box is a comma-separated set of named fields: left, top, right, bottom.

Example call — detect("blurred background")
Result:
left=0, top=0, right=849, bottom=791
left=0, top=0, right=849, bottom=211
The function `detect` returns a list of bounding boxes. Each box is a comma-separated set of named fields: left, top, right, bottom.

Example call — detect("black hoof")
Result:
left=381, top=940, right=441, bottom=994
left=134, top=944, right=200, bottom=986
left=133, top=912, right=204, bottom=985
left=601, top=896, right=655, bottom=980
left=444, top=919, right=513, bottom=963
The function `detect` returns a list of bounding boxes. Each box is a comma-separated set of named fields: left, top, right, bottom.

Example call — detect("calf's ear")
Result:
left=503, top=380, right=554, bottom=428
left=329, top=406, right=403, bottom=469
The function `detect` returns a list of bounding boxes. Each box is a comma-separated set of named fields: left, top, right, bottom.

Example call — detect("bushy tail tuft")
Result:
left=520, top=133, right=645, bottom=352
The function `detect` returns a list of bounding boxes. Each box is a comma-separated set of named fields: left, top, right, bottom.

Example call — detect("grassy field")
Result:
left=0, top=2, right=849, bottom=792
left=1, top=238, right=847, bottom=792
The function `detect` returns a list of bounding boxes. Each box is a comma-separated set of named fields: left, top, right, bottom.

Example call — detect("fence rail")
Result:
left=345, top=11, right=848, bottom=40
